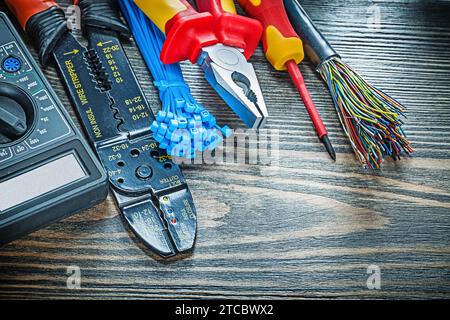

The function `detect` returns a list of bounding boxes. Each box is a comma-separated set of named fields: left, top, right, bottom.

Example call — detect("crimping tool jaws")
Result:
left=97, top=137, right=196, bottom=257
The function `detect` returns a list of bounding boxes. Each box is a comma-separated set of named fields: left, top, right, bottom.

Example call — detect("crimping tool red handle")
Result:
left=5, top=0, right=58, bottom=30
left=134, top=0, right=263, bottom=64
left=5, top=0, right=67, bottom=65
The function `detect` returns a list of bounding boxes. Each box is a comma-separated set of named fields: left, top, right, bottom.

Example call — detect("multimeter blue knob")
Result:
left=2, top=56, right=22, bottom=73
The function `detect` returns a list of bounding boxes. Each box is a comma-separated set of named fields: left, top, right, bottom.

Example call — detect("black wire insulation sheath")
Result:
left=284, top=0, right=340, bottom=67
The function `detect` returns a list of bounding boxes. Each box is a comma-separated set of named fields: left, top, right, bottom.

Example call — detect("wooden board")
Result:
left=0, top=0, right=449, bottom=299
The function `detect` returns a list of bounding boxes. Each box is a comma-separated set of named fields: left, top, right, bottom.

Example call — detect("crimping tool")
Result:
left=135, top=0, right=269, bottom=129
left=5, top=0, right=197, bottom=257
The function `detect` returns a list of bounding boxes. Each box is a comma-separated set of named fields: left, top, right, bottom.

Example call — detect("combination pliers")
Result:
left=135, top=0, right=269, bottom=129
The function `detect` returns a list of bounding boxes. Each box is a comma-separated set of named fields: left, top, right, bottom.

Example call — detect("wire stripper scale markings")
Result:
left=5, top=0, right=197, bottom=257
left=135, top=0, right=269, bottom=129
left=0, top=12, right=108, bottom=245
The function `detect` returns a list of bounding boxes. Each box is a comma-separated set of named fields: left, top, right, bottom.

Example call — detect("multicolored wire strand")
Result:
left=319, top=58, right=413, bottom=169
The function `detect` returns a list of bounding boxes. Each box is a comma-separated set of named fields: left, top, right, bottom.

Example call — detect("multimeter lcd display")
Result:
left=0, top=154, right=87, bottom=212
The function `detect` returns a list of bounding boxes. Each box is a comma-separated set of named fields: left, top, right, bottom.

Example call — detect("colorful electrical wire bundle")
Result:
left=319, top=58, right=413, bottom=169
left=284, top=0, right=413, bottom=169
left=118, top=0, right=231, bottom=159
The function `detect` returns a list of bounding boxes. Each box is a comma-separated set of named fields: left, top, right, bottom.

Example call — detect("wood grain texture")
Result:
left=0, top=0, right=449, bottom=299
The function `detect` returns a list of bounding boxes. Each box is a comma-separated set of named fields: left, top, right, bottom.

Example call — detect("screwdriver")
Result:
left=237, top=0, right=336, bottom=160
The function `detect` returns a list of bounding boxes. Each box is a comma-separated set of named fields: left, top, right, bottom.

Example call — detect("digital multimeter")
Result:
left=0, top=12, right=108, bottom=245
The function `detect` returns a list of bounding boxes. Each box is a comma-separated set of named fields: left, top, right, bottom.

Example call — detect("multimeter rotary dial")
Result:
left=0, top=82, right=36, bottom=145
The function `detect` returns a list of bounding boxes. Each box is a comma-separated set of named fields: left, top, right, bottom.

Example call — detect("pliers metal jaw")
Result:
left=199, top=44, right=267, bottom=129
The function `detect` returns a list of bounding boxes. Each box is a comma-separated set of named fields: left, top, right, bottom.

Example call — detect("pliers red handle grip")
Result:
left=135, top=0, right=263, bottom=64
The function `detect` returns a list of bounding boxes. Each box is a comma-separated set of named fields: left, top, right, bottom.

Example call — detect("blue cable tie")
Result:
left=185, top=103, right=196, bottom=113
left=154, top=80, right=190, bottom=92
left=178, top=117, right=188, bottom=129
left=150, top=121, right=159, bottom=134
left=175, top=98, right=186, bottom=110
left=119, top=0, right=233, bottom=159
left=156, top=111, right=166, bottom=122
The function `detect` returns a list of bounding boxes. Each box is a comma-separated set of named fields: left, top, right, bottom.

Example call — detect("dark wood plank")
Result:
left=0, top=0, right=449, bottom=299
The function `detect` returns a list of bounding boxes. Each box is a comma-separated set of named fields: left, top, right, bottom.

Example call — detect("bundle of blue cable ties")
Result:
left=118, top=0, right=232, bottom=159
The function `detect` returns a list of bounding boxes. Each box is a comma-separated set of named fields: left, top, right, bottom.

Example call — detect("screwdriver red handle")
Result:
left=237, top=0, right=304, bottom=70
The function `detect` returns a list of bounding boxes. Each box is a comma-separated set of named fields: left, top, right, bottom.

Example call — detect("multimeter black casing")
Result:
left=0, top=12, right=108, bottom=245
